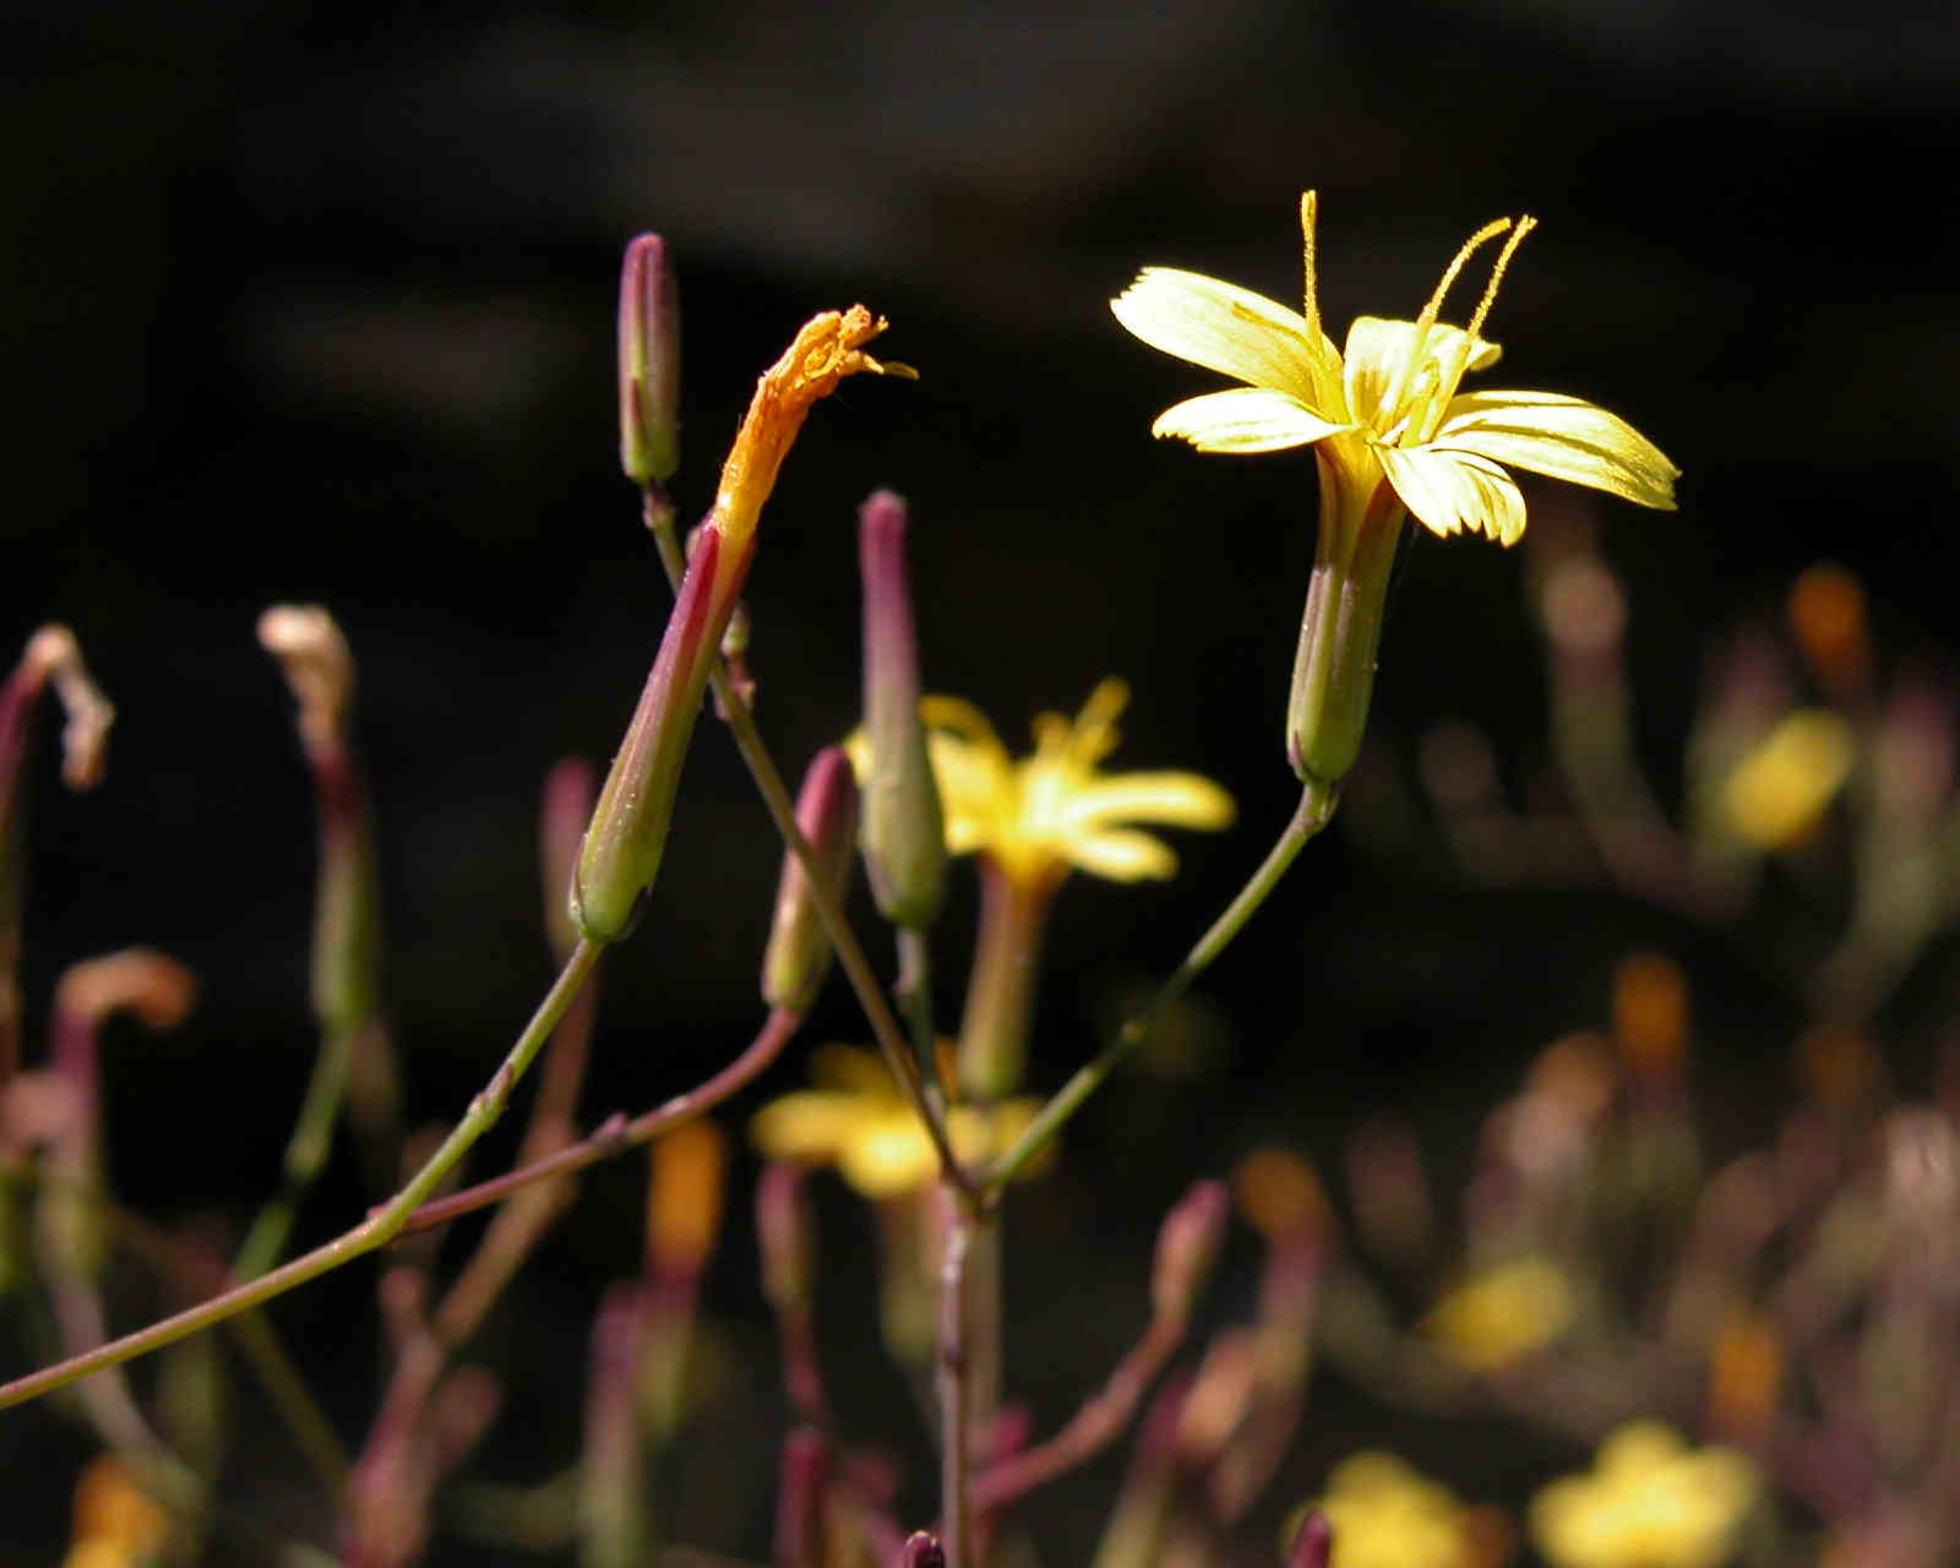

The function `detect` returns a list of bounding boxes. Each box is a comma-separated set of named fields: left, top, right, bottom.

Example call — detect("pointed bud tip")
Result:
left=900, top=1532, right=945, bottom=1568
left=619, top=232, right=681, bottom=485
left=1287, top=1510, right=1333, bottom=1568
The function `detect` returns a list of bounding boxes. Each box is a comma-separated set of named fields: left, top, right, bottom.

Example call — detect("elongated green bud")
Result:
left=618, top=234, right=680, bottom=485
left=858, top=491, right=946, bottom=928
left=762, top=747, right=859, bottom=1012
left=573, top=527, right=730, bottom=943
left=1285, top=464, right=1403, bottom=788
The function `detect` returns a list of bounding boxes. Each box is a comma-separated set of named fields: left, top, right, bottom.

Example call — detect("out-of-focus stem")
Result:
left=956, top=866, right=1052, bottom=1104
left=396, top=1007, right=802, bottom=1238
left=0, top=940, right=601, bottom=1412
left=937, top=1194, right=974, bottom=1568
left=986, top=782, right=1336, bottom=1196
left=642, top=485, right=974, bottom=1206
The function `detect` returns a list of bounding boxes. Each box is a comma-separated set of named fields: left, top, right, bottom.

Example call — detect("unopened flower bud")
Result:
left=618, top=234, right=681, bottom=485
left=756, top=1162, right=814, bottom=1311
left=1787, top=563, right=1870, bottom=697
left=540, top=758, right=597, bottom=965
left=647, top=1118, right=726, bottom=1277
left=899, top=1531, right=945, bottom=1568
left=762, top=748, right=859, bottom=1013
left=1285, top=1511, right=1333, bottom=1568
left=858, top=491, right=946, bottom=928
left=1613, top=951, right=1689, bottom=1083
left=573, top=528, right=727, bottom=944
left=1151, top=1179, right=1228, bottom=1328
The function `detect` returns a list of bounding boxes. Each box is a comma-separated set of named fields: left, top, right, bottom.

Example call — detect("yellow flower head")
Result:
left=1722, top=708, right=1855, bottom=850
left=851, top=679, right=1233, bottom=892
left=65, top=1456, right=168, bottom=1568
left=750, top=1045, right=1045, bottom=1199
left=1111, top=193, right=1679, bottom=546
left=1308, top=1452, right=1473, bottom=1568
left=1530, top=1423, right=1759, bottom=1568
left=1423, top=1255, right=1576, bottom=1373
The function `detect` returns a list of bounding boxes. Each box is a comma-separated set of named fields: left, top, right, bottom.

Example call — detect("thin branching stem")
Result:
left=0, top=940, right=603, bottom=1412
left=984, top=781, right=1338, bottom=1199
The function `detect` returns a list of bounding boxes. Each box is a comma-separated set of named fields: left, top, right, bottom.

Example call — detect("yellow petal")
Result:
left=1150, top=388, right=1351, bottom=453
left=1723, top=709, right=1854, bottom=850
left=1111, top=269, right=1330, bottom=403
left=837, top=1112, right=940, bottom=1198
left=1056, top=771, right=1236, bottom=833
left=1062, top=826, right=1181, bottom=881
left=1343, top=317, right=1500, bottom=430
left=1377, top=444, right=1528, bottom=546
left=1435, top=390, right=1679, bottom=510
left=749, top=1091, right=864, bottom=1162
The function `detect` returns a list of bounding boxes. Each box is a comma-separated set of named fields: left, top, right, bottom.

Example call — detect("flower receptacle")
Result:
left=1285, top=466, right=1406, bottom=789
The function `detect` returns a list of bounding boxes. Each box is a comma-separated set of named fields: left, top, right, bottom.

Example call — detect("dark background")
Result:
left=5, top=0, right=1958, bottom=1560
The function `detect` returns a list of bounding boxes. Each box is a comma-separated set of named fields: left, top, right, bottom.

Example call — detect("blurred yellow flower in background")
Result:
left=1723, top=709, right=1855, bottom=850
left=64, top=1457, right=168, bottom=1568
left=1423, top=1256, right=1575, bottom=1373
left=850, top=679, right=1233, bottom=892
left=1530, top=1423, right=1758, bottom=1568
left=750, top=1045, right=1044, bottom=1199
left=1112, top=194, right=1679, bottom=547
left=1311, top=1452, right=1474, bottom=1568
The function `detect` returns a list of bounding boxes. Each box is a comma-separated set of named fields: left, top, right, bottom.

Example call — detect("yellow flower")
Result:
left=750, top=1045, right=1045, bottom=1199
left=65, top=1456, right=168, bottom=1568
left=1722, top=709, right=1855, bottom=850
left=1308, top=1452, right=1473, bottom=1568
left=1530, top=1423, right=1759, bottom=1568
left=1111, top=193, right=1679, bottom=547
left=850, top=679, right=1234, bottom=892
left=1424, top=1256, right=1575, bottom=1373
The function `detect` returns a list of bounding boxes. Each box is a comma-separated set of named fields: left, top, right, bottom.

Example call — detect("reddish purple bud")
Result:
left=573, top=527, right=727, bottom=943
left=1286, top=1510, right=1333, bottom=1568
left=762, top=748, right=859, bottom=1012
left=618, top=234, right=680, bottom=484
left=1151, top=1178, right=1228, bottom=1327
left=541, top=758, right=597, bottom=964
left=757, top=1161, right=815, bottom=1311
left=898, top=1532, right=944, bottom=1568
left=858, top=491, right=945, bottom=928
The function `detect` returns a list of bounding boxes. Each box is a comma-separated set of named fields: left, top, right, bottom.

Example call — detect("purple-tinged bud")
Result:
left=618, top=234, right=681, bottom=485
left=898, top=1532, right=945, bottom=1568
left=858, top=491, right=946, bottom=928
left=540, top=758, right=597, bottom=965
left=757, top=1162, right=814, bottom=1310
left=763, top=748, right=860, bottom=1013
left=774, top=1427, right=830, bottom=1568
left=1151, top=1179, right=1228, bottom=1328
left=1286, top=1510, right=1333, bottom=1568
left=573, top=527, right=730, bottom=943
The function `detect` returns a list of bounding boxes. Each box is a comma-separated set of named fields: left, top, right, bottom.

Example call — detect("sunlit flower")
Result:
left=1114, top=195, right=1678, bottom=789
left=1308, top=1452, right=1474, bottom=1568
left=1111, top=194, right=1678, bottom=548
left=64, top=1456, right=168, bottom=1568
left=1423, top=1256, right=1575, bottom=1373
left=1530, top=1423, right=1759, bottom=1568
left=850, top=679, right=1233, bottom=893
left=1722, top=709, right=1855, bottom=850
left=750, top=1045, right=1045, bottom=1199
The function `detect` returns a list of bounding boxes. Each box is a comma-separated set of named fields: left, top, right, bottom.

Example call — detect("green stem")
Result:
left=957, top=864, right=1053, bottom=1102
left=983, top=782, right=1337, bottom=1198
left=937, top=1193, right=974, bottom=1568
left=897, top=926, right=948, bottom=1118
left=0, top=940, right=603, bottom=1412
left=641, top=486, right=975, bottom=1205
left=233, top=1025, right=354, bottom=1281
